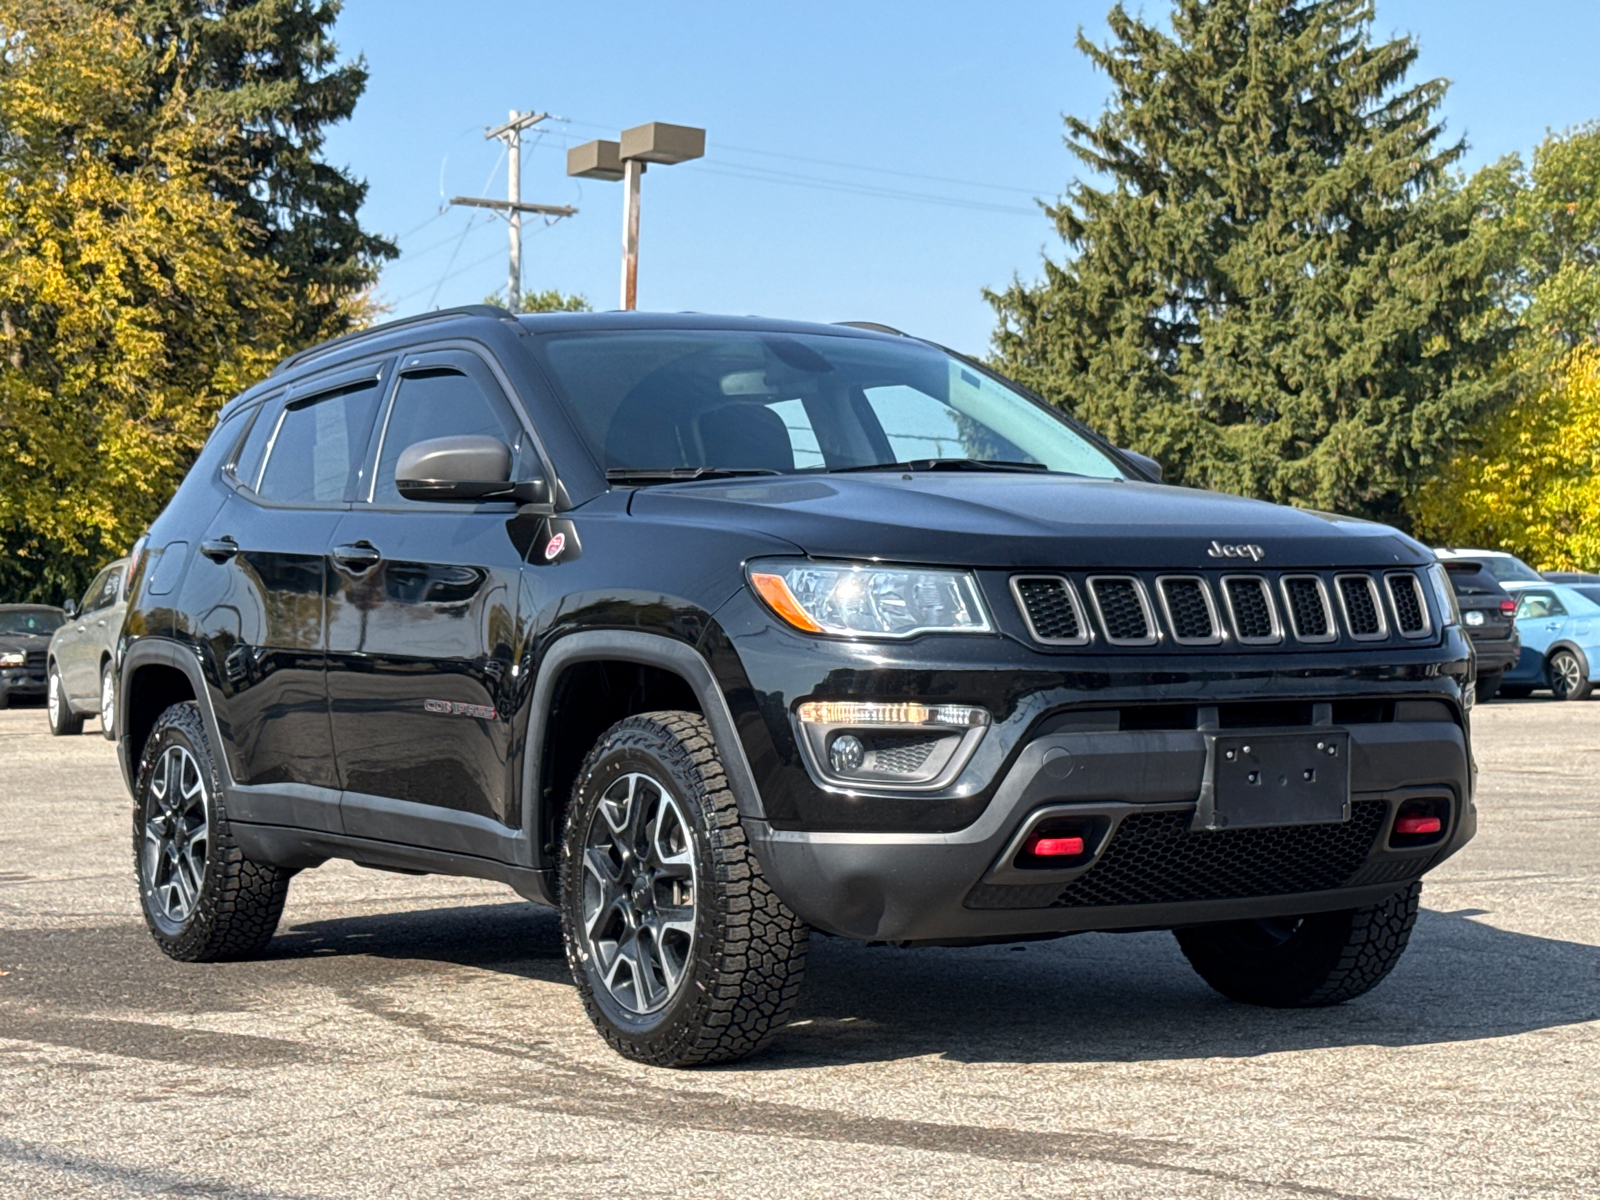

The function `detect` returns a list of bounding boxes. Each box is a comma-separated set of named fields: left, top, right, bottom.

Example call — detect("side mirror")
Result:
left=395, top=435, right=547, bottom=504
left=63, top=598, right=77, bottom=618
left=1119, top=447, right=1163, bottom=482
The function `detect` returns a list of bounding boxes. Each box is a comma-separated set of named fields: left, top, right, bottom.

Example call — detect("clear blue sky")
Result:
left=323, top=0, right=1600, bottom=356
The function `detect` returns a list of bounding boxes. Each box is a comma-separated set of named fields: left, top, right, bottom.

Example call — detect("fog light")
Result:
left=1395, top=815, right=1441, bottom=835
left=829, top=734, right=865, bottom=774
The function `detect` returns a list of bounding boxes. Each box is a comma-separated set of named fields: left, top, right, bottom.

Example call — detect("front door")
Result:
left=61, top=565, right=116, bottom=701
left=327, top=349, right=538, bottom=855
left=1507, top=588, right=1567, bottom=684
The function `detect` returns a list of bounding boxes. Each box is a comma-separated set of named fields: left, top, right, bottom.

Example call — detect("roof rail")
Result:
left=271, top=304, right=515, bottom=377
left=833, top=320, right=907, bottom=336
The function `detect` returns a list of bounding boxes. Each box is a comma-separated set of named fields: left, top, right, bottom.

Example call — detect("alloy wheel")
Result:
left=101, top=667, right=115, bottom=733
left=1551, top=651, right=1583, bottom=699
left=579, top=772, right=698, bottom=1015
left=47, top=671, right=60, bottom=726
left=141, top=744, right=210, bottom=926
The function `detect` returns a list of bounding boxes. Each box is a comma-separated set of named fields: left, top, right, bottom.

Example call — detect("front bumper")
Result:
left=746, top=717, right=1473, bottom=942
left=0, top=669, right=46, bottom=700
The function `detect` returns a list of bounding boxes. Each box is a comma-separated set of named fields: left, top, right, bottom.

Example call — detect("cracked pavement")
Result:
left=1, top=699, right=1597, bottom=1198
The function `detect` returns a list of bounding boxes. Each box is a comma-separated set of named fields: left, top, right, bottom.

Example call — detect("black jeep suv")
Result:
left=117, top=307, right=1474, bottom=1066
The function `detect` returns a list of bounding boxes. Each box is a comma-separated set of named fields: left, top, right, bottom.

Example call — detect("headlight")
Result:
left=748, top=559, right=991, bottom=638
left=0, top=651, right=23, bottom=668
left=1424, top=562, right=1460, bottom=628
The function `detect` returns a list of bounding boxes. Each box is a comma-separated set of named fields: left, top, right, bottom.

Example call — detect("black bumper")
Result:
left=745, top=718, right=1473, bottom=942
left=0, top=670, right=46, bottom=701
left=1467, top=634, right=1520, bottom=676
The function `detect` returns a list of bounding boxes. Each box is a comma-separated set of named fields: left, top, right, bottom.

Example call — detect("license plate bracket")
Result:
left=1202, top=731, right=1351, bottom=829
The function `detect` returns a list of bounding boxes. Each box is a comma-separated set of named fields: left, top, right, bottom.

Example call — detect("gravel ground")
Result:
left=1, top=698, right=1596, bottom=1199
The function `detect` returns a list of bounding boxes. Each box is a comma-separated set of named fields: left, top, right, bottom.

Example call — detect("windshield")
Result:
left=0, top=609, right=62, bottom=635
left=536, top=331, right=1125, bottom=479
left=1479, top=555, right=1543, bottom=583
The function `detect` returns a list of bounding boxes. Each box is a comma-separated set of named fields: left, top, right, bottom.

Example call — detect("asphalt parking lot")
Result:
left=2, top=700, right=1597, bottom=1200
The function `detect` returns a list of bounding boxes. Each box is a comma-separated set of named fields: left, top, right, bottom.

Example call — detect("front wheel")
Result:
left=1548, top=649, right=1593, bottom=701
left=1175, top=882, right=1421, bottom=1007
left=133, top=702, right=291, bottom=961
left=560, top=711, right=808, bottom=1067
left=47, top=667, right=84, bottom=736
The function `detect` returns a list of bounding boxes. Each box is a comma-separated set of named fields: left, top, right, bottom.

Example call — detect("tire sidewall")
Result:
left=560, top=730, right=725, bottom=1059
left=47, top=668, right=72, bottom=735
left=1548, top=648, right=1591, bottom=700
left=133, top=706, right=226, bottom=956
left=100, top=661, right=117, bottom=741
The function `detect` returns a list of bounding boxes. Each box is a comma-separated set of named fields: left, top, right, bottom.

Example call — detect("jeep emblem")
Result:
left=1207, top=540, right=1265, bottom=562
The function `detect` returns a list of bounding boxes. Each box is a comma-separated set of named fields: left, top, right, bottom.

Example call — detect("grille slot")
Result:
left=1011, top=576, right=1089, bottom=645
left=1386, top=572, right=1430, bottom=637
left=865, top=734, right=941, bottom=775
left=965, top=801, right=1387, bottom=910
left=1156, top=576, right=1221, bottom=644
left=1221, top=575, right=1281, bottom=644
left=1336, top=574, right=1387, bottom=640
left=1280, top=575, right=1335, bottom=642
left=25, top=649, right=46, bottom=670
left=1087, top=576, right=1157, bottom=646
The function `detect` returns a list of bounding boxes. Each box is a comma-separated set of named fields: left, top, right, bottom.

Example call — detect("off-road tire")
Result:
left=560, top=711, right=808, bottom=1067
left=133, top=702, right=291, bottom=961
left=1474, top=671, right=1502, bottom=703
left=47, top=667, right=84, bottom=736
left=1175, top=881, right=1421, bottom=1007
left=1547, top=649, right=1593, bottom=701
left=99, top=661, right=118, bottom=741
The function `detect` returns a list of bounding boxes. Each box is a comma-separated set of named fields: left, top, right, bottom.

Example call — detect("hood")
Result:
left=627, top=474, right=1428, bottom=570
left=0, top=631, right=50, bottom=654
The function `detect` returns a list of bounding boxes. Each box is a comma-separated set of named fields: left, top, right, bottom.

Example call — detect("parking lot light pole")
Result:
left=568, top=122, right=705, bottom=310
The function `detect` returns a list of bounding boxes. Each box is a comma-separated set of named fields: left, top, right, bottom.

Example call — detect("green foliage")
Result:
left=116, top=0, right=396, bottom=343
left=987, top=0, right=1510, bottom=524
left=0, top=2, right=294, bottom=603
left=488, top=288, right=592, bottom=314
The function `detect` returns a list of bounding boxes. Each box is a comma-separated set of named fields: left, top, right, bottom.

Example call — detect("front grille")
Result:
left=1012, top=576, right=1088, bottom=644
left=1387, top=573, right=1429, bottom=636
left=1158, top=577, right=1219, bottom=644
left=866, top=734, right=940, bottom=775
left=1088, top=577, right=1155, bottom=645
left=1223, top=576, right=1279, bottom=643
left=1281, top=575, right=1333, bottom=641
left=1337, top=574, right=1385, bottom=639
left=25, top=650, right=46, bottom=670
left=966, top=801, right=1387, bottom=910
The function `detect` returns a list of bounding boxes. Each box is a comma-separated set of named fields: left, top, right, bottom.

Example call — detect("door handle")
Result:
left=200, top=536, right=239, bottom=563
left=333, top=541, right=382, bottom=571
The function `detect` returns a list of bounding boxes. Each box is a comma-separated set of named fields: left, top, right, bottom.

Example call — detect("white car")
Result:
left=1432, top=547, right=1544, bottom=586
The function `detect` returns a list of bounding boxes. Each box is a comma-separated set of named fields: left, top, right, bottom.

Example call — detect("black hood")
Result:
left=627, top=474, right=1429, bottom=570
left=0, top=631, right=50, bottom=654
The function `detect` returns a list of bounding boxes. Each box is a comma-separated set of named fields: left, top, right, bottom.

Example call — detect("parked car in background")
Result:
left=1433, top=548, right=1545, bottom=585
left=47, top=557, right=130, bottom=738
left=1500, top=581, right=1600, bottom=700
left=1440, top=560, right=1520, bottom=701
left=0, top=605, right=66, bottom=707
left=1541, top=571, right=1600, bottom=584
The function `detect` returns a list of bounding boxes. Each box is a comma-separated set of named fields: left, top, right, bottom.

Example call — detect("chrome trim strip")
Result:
left=1009, top=575, right=1092, bottom=647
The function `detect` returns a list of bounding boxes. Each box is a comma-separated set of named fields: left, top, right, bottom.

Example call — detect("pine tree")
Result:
left=118, top=0, right=396, bottom=344
left=987, top=0, right=1509, bottom=523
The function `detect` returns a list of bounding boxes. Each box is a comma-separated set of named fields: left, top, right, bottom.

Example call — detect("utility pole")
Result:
left=569, top=122, right=705, bottom=310
left=450, top=109, right=577, bottom=313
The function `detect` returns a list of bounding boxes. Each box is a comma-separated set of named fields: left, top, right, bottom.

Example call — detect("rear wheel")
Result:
left=47, top=667, right=84, bottom=736
left=99, top=661, right=118, bottom=741
left=1474, top=671, right=1503, bottom=703
left=560, top=711, right=808, bottom=1067
left=1175, top=882, right=1420, bottom=1007
left=1547, top=649, right=1592, bottom=701
left=133, top=702, right=291, bottom=961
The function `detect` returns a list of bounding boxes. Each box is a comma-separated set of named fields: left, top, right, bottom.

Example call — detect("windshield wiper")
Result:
left=829, top=458, right=1050, bottom=474
left=605, top=466, right=783, bottom=485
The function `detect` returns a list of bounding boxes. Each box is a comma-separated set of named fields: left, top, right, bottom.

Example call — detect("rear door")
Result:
left=62, top=567, right=117, bottom=701
left=1508, top=589, right=1568, bottom=683
left=327, top=348, right=540, bottom=856
left=188, top=363, right=386, bottom=799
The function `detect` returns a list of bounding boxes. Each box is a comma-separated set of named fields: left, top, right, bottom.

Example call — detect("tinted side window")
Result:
left=229, top=402, right=277, bottom=490
left=257, top=382, right=382, bottom=504
left=79, top=568, right=112, bottom=614
left=372, top=366, right=532, bottom=505
left=1515, top=591, right=1566, bottom=619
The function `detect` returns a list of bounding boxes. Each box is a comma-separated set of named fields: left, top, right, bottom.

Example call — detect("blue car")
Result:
left=1502, top=581, right=1600, bottom=700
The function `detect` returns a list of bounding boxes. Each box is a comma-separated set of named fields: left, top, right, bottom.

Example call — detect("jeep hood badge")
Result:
left=1207, top=540, right=1265, bottom=562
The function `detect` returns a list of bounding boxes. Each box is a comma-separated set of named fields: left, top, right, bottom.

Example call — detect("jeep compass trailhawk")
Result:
left=116, top=307, right=1474, bottom=1066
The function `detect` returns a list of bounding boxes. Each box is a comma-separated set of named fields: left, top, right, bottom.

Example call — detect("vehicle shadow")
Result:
left=266, top=900, right=1600, bottom=1068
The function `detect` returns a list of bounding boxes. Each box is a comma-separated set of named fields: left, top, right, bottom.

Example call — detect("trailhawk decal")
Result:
left=423, top=699, right=498, bottom=720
